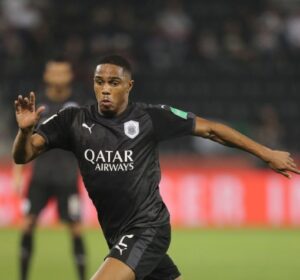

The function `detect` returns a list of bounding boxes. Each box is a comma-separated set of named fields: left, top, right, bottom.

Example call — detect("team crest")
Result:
left=124, top=121, right=139, bottom=139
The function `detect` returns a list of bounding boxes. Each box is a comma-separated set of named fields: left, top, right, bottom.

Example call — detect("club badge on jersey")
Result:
left=124, top=120, right=139, bottom=139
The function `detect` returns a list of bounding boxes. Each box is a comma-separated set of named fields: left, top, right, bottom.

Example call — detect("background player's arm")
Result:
left=12, top=92, right=46, bottom=164
left=193, top=116, right=300, bottom=178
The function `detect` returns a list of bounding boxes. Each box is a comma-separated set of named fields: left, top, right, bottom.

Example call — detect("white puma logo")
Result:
left=114, top=234, right=134, bottom=255
left=82, top=123, right=95, bottom=134
left=115, top=245, right=127, bottom=255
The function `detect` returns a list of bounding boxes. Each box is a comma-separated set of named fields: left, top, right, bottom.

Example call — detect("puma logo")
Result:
left=82, top=123, right=95, bottom=134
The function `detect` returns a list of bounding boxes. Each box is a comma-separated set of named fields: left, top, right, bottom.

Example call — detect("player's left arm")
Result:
left=193, top=116, right=300, bottom=178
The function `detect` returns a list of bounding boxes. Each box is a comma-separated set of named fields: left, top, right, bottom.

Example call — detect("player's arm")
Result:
left=12, top=92, right=46, bottom=164
left=12, top=164, right=25, bottom=194
left=193, top=116, right=300, bottom=178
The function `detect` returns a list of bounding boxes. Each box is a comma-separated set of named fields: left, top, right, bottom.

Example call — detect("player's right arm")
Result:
left=193, top=116, right=300, bottom=178
left=12, top=92, right=46, bottom=164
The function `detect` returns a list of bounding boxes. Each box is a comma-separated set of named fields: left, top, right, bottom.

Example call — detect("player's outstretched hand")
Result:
left=14, top=92, right=45, bottom=132
left=266, top=150, right=300, bottom=178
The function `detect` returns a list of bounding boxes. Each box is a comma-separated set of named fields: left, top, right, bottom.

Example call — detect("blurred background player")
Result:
left=13, top=57, right=86, bottom=280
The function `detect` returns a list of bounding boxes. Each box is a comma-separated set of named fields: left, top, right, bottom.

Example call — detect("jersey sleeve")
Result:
left=145, top=104, right=196, bottom=141
left=35, top=107, right=78, bottom=150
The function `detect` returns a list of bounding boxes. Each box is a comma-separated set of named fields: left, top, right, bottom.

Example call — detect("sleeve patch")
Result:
left=170, top=107, right=188, bottom=119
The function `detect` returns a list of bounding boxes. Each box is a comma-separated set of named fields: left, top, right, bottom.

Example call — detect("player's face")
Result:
left=94, top=64, right=133, bottom=116
left=43, top=62, right=73, bottom=87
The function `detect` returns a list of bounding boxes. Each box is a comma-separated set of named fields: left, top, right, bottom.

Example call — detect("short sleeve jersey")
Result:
left=31, top=97, right=78, bottom=185
left=37, top=102, right=195, bottom=244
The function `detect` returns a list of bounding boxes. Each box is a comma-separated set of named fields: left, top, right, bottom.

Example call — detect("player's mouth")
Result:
left=101, top=99, right=113, bottom=107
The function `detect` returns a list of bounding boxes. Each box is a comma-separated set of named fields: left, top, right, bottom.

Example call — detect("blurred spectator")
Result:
left=146, top=0, right=193, bottom=69
left=285, top=9, right=300, bottom=49
left=223, top=21, right=253, bottom=60
left=196, top=30, right=220, bottom=60
left=252, top=7, right=283, bottom=55
left=1, top=31, right=27, bottom=77
left=157, top=0, right=193, bottom=42
left=1, top=0, right=42, bottom=30
left=255, top=104, right=283, bottom=149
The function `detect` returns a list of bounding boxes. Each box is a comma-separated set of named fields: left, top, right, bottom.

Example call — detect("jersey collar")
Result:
left=90, top=102, right=134, bottom=124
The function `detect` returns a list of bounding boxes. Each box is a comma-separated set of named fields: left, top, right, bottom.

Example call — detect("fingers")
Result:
left=275, top=166, right=300, bottom=179
left=29, top=91, right=35, bottom=111
left=269, top=151, right=300, bottom=179
left=15, top=92, right=36, bottom=111
left=24, top=97, right=30, bottom=108
left=29, top=91, right=34, bottom=104
left=36, top=106, right=46, bottom=119
left=17, top=95, right=26, bottom=107
left=277, top=169, right=291, bottom=179
left=288, top=160, right=296, bottom=168
left=286, top=155, right=300, bottom=174
left=14, top=100, right=20, bottom=113
left=288, top=159, right=297, bottom=168
left=288, top=166, right=300, bottom=174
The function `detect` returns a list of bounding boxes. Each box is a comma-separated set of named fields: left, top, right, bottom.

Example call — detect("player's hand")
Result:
left=266, top=150, right=300, bottom=178
left=14, top=92, right=45, bottom=133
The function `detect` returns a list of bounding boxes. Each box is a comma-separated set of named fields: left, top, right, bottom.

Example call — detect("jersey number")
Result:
left=114, top=234, right=134, bottom=255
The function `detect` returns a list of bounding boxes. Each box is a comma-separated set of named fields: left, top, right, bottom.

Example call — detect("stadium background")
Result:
left=0, top=0, right=300, bottom=279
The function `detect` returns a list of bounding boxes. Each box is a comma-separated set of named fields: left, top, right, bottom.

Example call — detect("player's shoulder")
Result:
left=131, top=102, right=165, bottom=120
left=58, top=104, right=80, bottom=114
left=134, top=102, right=178, bottom=116
left=57, top=102, right=86, bottom=121
left=61, top=100, right=80, bottom=109
left=133, top=102, right=182, bottom=120
left=134, top=102, right=196, bottom=122
left=134, top=102, right=166, bottom=112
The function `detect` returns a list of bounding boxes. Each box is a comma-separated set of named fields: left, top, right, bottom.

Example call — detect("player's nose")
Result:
left=101, top=84, right=111, bottom=95
left=101, top=90, right=110, bottom=96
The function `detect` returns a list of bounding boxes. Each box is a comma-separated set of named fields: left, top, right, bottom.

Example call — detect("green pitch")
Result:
left=1, top=228, right=300, bottom=280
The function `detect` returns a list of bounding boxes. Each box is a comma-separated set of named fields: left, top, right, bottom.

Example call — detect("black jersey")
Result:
left=37, top=102, right=195, bottom=243
left=31, top=96, right=78, bottom=184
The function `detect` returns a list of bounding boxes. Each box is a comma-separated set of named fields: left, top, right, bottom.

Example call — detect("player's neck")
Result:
left=45, top=86, right=72, bottom=103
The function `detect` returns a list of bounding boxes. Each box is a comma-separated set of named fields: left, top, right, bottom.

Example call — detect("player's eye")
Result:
left=95, top=79, right=104, bottom=85
left=110, top=80, right=120, bottom=86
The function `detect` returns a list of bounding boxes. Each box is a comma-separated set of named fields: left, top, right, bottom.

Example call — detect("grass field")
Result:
left=0, top=228, right=300, bottom=280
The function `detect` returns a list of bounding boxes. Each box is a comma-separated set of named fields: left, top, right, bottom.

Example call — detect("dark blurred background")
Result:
left=1, top=0, right=300, bottom=160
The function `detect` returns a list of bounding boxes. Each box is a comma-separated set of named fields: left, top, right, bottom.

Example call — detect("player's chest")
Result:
left=71, top=116, right=152, bottom=151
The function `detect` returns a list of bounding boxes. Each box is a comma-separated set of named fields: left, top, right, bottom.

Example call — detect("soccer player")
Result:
left=12, top=55, right=300, bottom=280
left=13, top=58, right=86, bottom=280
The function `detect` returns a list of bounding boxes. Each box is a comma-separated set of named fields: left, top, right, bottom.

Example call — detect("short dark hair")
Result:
left=98, top=54, right=132, bottom=76
left=45, top=50, right=70, bottom=63
left=50, top=56, right=69, bottom=63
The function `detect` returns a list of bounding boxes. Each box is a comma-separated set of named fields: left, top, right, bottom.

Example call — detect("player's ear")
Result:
left=68, top=69, right=74, bottom=81
left=128, top=80, right=134, bottom=93
left=43, top=71, right=48, bottom=83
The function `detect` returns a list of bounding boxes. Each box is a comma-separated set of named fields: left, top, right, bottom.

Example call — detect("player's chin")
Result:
left=99, top=104, right=116, bottom=117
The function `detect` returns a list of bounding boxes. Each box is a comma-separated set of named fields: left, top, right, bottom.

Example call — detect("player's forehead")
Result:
left=94, top=64, right=126, bottom=79
left=45, top=61, right=72, bottom=72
